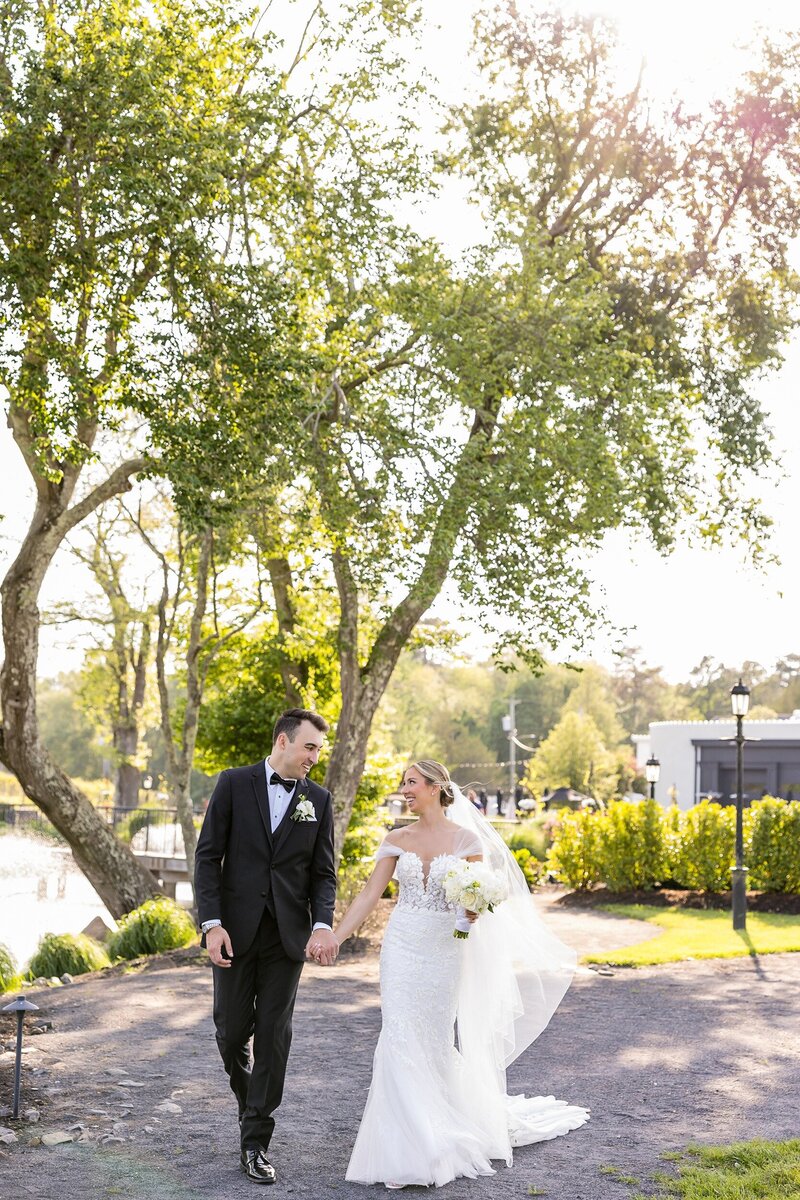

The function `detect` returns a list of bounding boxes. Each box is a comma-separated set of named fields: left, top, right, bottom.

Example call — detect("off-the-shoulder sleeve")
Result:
left=375, top=838, right=404, bottom=862
left=453, top=827, right=484, bottom=858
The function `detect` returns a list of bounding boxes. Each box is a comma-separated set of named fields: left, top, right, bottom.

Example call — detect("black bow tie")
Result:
left=270, top=772, right=295, bottom=792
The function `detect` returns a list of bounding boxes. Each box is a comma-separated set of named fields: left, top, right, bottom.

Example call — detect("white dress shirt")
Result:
left=265, top=756, right=297, bottom=830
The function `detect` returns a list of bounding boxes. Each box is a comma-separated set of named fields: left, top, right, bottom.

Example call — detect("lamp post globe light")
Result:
left=730, top=677, right=751, bottom=931
left=645, top=755, right=660, bottom=801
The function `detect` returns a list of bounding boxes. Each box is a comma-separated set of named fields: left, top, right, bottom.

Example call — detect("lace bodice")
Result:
left=376, top=829, right=483, bottom=913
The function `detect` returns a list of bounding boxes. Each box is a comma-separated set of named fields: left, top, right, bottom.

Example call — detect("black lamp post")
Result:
left=645, top=755, right=661, bottom=800
left=1, top=994, right=40, bottom=1118
left=730, top=678, right=751, bottom=931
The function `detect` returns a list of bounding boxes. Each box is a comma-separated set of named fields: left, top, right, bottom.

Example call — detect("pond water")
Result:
left=0, top=832, right=192, bottom=971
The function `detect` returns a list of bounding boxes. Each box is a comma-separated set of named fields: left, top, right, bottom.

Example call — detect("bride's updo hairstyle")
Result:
left=411, top=760, right=456, bottom=808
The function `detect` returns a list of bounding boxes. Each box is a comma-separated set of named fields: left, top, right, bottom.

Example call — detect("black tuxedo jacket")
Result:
left=194, top=762, right=337, bottom=962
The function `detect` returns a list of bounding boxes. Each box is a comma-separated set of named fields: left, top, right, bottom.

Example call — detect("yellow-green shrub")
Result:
left=546, top=809, right=603, bottom=890
left=107, top=897, right=196, bottom=960
left=749, top=798, right=800, bottom=891
left=670, top=800, right=737, bottom=891
left=600, top=800, right=668, bottom=891
left=29, top=932, right=110, bottom=977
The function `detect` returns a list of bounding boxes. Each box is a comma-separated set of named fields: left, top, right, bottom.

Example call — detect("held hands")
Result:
left=206, top=925, right=234, bottom=968
left=306, top=929, right=339, bottom=967
left=466, top=910, right=479, bottom=924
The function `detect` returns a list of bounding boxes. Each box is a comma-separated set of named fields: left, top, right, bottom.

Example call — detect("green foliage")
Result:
left=670, top=801, right=738, bottom=892
left=548, top=798, right=800, bottom=894
left=512, top=848, right=543, bottom=890
left=113, top=797, right=179, bottom=845
left=749, top=799, right=800, bottom=891
left=525, top=711, right=619, bottom=803
left=37, top=675, right=108, bottom=779
left=546, top=810, right=604, bottom=890
left=28, top=933, right=110, bottom=978
left=504, top=820, right=549, bottom=860
left=0, top=943, right=18, bottom=992
left=107, top=898, right=196, bottom=961
left=637, top=1140, right=800, bottom=1200
left=336, top=755, right=400, bottom=921
left=601, top=800, right=669, bottom=891
left=195, top=616, right=339, bottom=773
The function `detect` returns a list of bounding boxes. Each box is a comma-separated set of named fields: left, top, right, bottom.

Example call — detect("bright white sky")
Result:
left=2, top=0, right=799, bottom=684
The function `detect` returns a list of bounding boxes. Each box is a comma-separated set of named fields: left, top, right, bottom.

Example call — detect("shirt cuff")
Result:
left=201, top=919, right=222, bottom=934
left=312, top=922, right=332, bottom=931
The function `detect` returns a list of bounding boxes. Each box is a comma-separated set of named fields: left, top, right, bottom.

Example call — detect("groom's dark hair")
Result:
left=272, top=708, right=329, bottom=744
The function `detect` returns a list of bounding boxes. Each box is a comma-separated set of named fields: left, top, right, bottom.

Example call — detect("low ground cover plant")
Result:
left=107, top=896, right=196, bottom=960
left=28, top=932, right=111, bottom=977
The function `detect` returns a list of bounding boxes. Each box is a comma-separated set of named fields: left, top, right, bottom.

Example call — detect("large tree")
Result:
left=0, top=0, right=305, bottom=914
left=268, top=7, right=800, bottom=848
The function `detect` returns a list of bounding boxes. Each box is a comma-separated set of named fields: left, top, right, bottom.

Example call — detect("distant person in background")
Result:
left=478, top=788, right=488, bottom=815
left=466, top=787, right=483, bottom=813
left=496, top=789, right=505, bottom=817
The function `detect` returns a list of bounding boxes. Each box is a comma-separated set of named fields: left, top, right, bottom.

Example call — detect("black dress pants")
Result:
left=212, top=908, right=304, bottom=1151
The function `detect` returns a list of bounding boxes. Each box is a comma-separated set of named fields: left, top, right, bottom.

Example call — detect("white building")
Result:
left=633, top=715, right=800, bottom=809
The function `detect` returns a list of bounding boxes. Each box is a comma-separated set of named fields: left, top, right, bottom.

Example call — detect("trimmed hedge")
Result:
left=29, top=932, right=110, bottom=978
left=547, top=797, right=800, bottom=893
left=750, top=798, right=800, bottom=892
left=107, top=896, right=196, bottom=961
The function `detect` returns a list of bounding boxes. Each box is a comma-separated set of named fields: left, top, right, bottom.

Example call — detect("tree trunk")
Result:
left=325, top=680, right=377, bottom=852
left=114, top=726, right=140, bottom=808
left=0, top=476, right=159, bottom=917
left=175, top=775, right=197, bottom=892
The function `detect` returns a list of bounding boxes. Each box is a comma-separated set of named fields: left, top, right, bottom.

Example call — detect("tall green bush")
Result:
left=600, top=799, right=668, bottom=890
left=29, top=932, right=110, bottom=978
left=750, top=798, right=800, bottom=891
left=546, top=810, right=603, bottom=890
left=670, top=800, right=737, bottom=891
left=107, top=897, right=196, bottom=961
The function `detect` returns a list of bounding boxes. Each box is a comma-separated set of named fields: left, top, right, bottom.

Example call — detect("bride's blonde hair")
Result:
left=409, top=759, right=456, bottom=808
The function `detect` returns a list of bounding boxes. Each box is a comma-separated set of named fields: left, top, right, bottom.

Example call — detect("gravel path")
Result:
left=1, top=902, right=797, bottom=1200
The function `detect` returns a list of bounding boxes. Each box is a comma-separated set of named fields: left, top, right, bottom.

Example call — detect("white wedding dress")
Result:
left=346, top=823, right=589, bottom=1189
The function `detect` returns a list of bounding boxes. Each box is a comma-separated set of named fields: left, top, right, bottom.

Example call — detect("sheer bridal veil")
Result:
left=446, top=784, right=577, bottom=1078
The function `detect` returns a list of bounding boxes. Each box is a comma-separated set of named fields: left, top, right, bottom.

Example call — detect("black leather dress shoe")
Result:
left=240, top=1148, right=276, bottom=1184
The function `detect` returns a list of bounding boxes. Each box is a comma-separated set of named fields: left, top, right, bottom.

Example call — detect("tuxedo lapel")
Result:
left=251, top=765, right=274, bottom=849
left=272, top=777, right=309, bottom=855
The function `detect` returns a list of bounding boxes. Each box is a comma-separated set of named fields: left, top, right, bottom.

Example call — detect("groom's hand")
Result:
left=306, top=929, right=339, bottom=966
left=206, top=926, right=234, bottom=968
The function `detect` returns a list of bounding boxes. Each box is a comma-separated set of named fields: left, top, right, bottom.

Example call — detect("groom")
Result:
left=195, top=708, right=339, bottom=1184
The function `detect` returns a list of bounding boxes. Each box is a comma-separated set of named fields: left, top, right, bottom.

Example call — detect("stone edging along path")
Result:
left=1, top=903, right=798, bottom=1200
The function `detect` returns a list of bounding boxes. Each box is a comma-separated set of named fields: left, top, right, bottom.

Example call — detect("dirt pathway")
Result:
left=1, top=908, right=796, bottom=1200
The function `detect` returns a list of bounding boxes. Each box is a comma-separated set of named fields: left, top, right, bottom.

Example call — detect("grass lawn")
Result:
left=631, top=1140, right=800, bottom=1200
left=583, top=905, right=800, bottom=966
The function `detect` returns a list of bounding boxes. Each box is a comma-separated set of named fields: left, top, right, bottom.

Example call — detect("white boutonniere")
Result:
left=291, top=798, right=317, bottom=823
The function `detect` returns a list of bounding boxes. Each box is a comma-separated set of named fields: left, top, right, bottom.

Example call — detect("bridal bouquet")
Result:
left=442, top=860, right=508, bottom=938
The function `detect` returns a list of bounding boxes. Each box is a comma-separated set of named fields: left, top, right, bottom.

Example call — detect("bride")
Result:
left=330, top=759, right=589, bottom=1190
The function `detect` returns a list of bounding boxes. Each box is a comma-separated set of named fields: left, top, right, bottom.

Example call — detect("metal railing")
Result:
left=0, top=803, right=186, bottom=856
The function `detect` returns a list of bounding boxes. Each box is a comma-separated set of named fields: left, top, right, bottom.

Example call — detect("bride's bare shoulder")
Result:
left=383, top=827, right=410, bottom=846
